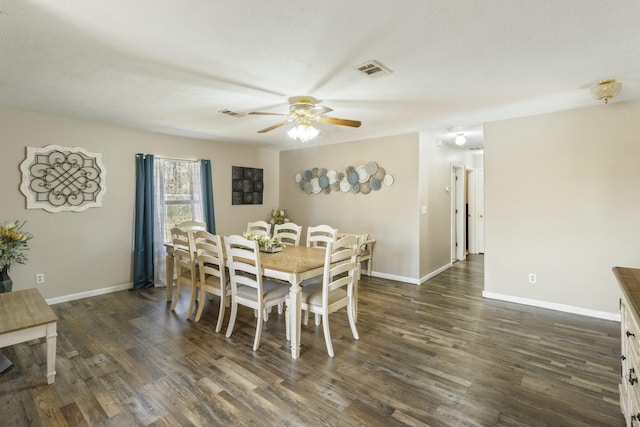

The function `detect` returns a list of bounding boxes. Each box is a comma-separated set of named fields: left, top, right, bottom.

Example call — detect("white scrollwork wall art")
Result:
left=20, top=145, right=107, bottom=212
left=295, top=161, right=393, bottom=195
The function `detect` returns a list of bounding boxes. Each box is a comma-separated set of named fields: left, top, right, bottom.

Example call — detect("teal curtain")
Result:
left=200, top=159, right=216, bottom=234
left=133, top=154, right=155, bottom=289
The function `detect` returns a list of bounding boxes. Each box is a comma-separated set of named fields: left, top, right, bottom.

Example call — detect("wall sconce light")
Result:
left=455, top=133, right=466, bottom=146
left=591, top=79, right=622, bottom=104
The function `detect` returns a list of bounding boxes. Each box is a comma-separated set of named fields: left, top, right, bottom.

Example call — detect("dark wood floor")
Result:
left=0, top=255, right=625, bottom=426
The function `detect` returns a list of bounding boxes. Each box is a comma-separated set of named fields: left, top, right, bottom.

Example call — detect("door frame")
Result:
left=466, top=167, right=485, bottom=255
left=451, top=164, right=466, bottom=261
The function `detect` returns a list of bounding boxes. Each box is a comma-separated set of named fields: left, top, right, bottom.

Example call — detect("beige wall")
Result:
left=279, top=133, right=473, bottom=282
left=279, top=134, right=423, bottom=281
left=0, top=107, right=278, bottom=299
left=418, top=135, right=473, bottom=280
left=484, top=99, right=640, bottom=317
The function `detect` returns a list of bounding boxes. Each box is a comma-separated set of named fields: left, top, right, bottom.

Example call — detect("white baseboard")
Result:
left=46, top=282, right=133, bottom=305
left=420, top=263, right=452, bottom=284
left=367, top=262, right=452, bottom=286
left=482, top=291, right=620, bottom=322
left=370, top=271, right=421, bottom=285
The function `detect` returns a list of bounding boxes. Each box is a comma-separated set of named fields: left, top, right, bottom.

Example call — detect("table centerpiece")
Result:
left=243, top=233, right=283, bottom=253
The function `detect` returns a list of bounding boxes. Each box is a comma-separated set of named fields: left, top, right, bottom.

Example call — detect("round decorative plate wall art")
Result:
left=295, top=161, right=393, bottom=196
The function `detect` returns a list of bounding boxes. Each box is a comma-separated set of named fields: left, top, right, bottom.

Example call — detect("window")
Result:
left=155, top=158, right=204, bottom=243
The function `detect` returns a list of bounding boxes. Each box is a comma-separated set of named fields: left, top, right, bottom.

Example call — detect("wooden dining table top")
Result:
left=257, top=245, right=326, bottom=275
left=165, top=240, right=326, bottom=276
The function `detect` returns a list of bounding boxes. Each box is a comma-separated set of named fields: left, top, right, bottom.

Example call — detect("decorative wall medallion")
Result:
left=232, top=166, right=263, bottom=205
left=20, top=145, right=107, bottom=212
left=295, top=161, right=393, bottom=195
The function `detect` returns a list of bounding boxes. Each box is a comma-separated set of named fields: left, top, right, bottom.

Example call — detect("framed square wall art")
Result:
left=232, top=166, right=263, bottom=205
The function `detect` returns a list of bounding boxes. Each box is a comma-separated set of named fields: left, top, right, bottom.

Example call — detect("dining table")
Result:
left=164, top=242, right=326, bottom=359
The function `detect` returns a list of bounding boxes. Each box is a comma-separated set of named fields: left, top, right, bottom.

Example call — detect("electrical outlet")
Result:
left=35, top=273, right=45, bottom=284
left=528, top=273, right=536, bottom=284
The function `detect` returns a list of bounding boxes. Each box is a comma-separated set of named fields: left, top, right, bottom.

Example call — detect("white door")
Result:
left=467, top=169, right=477, bottom=254
left=477, top=168, right=485, bottom=253
left=454, top=165, right=466, bottom=261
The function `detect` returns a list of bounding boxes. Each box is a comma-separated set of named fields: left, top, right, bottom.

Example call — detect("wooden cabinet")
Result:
left=614, top=267, right=640, bottom=426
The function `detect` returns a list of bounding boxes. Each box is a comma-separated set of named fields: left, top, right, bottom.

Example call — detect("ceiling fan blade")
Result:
left=258, top=119, right=294, bottom=133
left=249, top=111, right=288, bottom=116
left=317, top=116, right=362, bottom=128
left=311, top=105, right=333, bottom=115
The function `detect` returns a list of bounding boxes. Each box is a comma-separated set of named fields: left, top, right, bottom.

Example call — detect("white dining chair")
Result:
left=306, top=224, right=338, bottom=248
left=338, top=232, right=375, bottom=278
left=357, top=238, right=375, bottom=277
left=176, top=220, right=206, bottom=252
left=224, top=235, right=289, bottom=351
left=286, top=234, right=360, bottom=357
left=274, top=222, right=302, bottom=246
left=302, top=224, right=339, bottom=324
left=193, top=230, right=229, bottom=332
left=176, top=220, right=206, bottom=232
left=170, top=227, right=199, bottom=319
left=246, top=220, right=272, bottom=237
left=337, top=232, right=373, bottom=323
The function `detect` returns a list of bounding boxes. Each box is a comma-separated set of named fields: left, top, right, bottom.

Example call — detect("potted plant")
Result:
left=0, top=220, right=33, bottom=293
left=269, top=208, right=290, bottom=225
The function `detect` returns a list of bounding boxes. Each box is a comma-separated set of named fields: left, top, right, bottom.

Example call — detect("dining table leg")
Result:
left=165, top=245, right=174, bottom=303
left=289, top=279, right=302, bottom=359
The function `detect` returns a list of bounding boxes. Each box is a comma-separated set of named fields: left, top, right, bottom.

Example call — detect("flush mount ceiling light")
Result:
left=287, top=123, right=320, bottom=143
left=591, top=79, right=622, bottom=104
left=455, top=133, right=466, bottom=146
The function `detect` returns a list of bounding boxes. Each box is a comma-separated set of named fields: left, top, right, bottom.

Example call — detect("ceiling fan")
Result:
left=249, top=96, right=361, bottom=134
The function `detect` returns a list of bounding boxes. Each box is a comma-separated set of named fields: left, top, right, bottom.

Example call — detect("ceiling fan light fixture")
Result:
left=591, top=79, right=622, bottom=104
left=455, top=133, right=466, bottom=146
left=287, top=124, right=319, bottom=143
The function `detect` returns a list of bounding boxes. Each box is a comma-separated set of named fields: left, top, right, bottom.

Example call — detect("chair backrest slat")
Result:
left=176, top=220, right=206, bottom=232
left=194, top=230, right=224, bottom=282
left=171, top=227, right=196, bottom=281
left=274, top=222, right=302, bottom=246
left=322, top=235, right=359, bottom=301
left=224, top=235, right=264, bottom=296
left=246, top=220, right=272, bottom=237
left=306, top=224, right=338, bottom=248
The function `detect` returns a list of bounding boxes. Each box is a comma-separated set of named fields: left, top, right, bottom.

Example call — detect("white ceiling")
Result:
left=1, top=0, right=639, bottom=150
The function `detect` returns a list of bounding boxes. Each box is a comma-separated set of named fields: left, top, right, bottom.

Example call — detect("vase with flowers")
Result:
left=269, top=208, right=290, bottom=226
left=243, top=233, right=283, bottom=253
left=0, top=220, right=33, bottom=293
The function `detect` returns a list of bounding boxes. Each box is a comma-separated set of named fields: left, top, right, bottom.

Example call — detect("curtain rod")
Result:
left=155, top=155, right=202, bottom=162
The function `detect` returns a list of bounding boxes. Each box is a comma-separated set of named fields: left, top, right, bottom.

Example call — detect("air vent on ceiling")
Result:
left=218, top=109, right=246, bottom=118
left=353, top=60, right=393, bottom=78
left=467, top=146, right=484, bottom=151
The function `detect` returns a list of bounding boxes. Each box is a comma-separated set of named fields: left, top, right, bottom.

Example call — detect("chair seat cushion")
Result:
left=300, top=283, right=348, bottom=308
left=300, top=276, right=321, bottom=287
left=236, top=280, right=289, bottom=305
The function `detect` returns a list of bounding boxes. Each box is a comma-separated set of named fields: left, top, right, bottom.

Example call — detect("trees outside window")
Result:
left=156, top=159, right=204, bottom=243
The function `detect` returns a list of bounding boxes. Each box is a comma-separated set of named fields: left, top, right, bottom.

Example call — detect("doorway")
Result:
left=452, top=165, right=466, bottom=261
left=452, top=165, right=485, bottom=261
